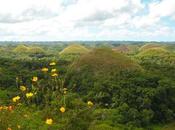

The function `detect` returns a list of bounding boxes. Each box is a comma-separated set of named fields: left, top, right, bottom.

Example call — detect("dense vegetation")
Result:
left=0, top=42, right=175, bottom=130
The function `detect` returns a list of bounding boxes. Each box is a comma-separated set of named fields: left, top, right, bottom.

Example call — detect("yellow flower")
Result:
left=63, top=88, right=68, bottom=91
left=45, top=118, right=53, bottom=125
left=41, top=67, right=48, bottom=72
left=0, top=106, right=3, bottom=110
left=32, top=76, right=38, bottom=82
left=24, top=114, right=28, bottom=118
left=12, top=96, right=20, bottom=102
left=17, top=125, right=21, bottom=129
left=87, top=101, right=94, bottom=107
left=63, top=88, right=68, bottom=94
left=60, top=107, right=66, bottom=113
left=49, top=62, right=56, bottom=66
left=3, top=106, right=8, bottom=110
left=26, top=92, right=34, bottom=98
left=20, top=86, right=26, bottom=92
left=51, top=68, right=57, bottom=73
left=51, top=73, right=58, bottom=77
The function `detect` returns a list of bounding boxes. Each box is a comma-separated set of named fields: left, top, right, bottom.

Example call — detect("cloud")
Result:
left=149, top=0, right=175, bottom=18
left=59, top=0, right=143, bottom=25
left=0, top=0, right=63, bottom=23
left=133, top=0, right=175, bottom=28
left=0, top=0, right=174, bottom=41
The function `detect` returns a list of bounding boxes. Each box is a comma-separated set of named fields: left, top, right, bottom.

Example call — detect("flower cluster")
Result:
left=12, top=96, right=20, bottom=103
left=0, top=105, right=14, bottom=112
left=26, top=92, right=34, bottom=98
left=1, top=61, right=95, bottom=129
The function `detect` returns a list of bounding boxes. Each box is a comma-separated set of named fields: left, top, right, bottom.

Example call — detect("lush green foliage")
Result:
left=0, top=43, right=175, bottom=130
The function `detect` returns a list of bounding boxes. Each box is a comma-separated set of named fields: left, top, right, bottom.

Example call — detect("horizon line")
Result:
left=0, top=40, right=175, bottom=43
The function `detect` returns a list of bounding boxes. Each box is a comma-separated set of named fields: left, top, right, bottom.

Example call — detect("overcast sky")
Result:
left=0, top=0, right=175, bottom=41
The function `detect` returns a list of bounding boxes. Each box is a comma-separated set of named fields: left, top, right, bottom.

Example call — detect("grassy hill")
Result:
left=59, top=44, right=90, bottom=61
left=72, top=47, right=141, bottom=72
left=136, top=47, right=175, bottom=79
left=139, top=43, right=163, bottom=52
left=13, top=45, right=45, bottom=54
left=112, top=44, right=139, bottom=54
left=164, top=44, right=175, bottom=52
left=137, top=47, right=175, bottom=64
left=59, top=44, right=89, bottom=55
left=13, top=44, right=30, bottom=53
left=28, top=46, right=45, bottom=54
left=137, top=47, right=169, bottom=58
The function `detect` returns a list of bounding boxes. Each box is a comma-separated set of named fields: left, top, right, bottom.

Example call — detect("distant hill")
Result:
left=137, top=47, right=169, bottom=58
left=66, top=48, right=143, bottom=105
left=139, top=43, right=163, bottom=52
left=164, top=44, right=175, bottom=52
left=137, top=47, right=175, bottom=72
left=13, top=45, right=45, bottom=54
left=112, top=44, right=139, bottom=54
left=59, top=44, right=89, bottom=55
left=28, top=46, right=45, bottom=54
left=71, top=48, right=141, bottom=73
left=13, top=45, right=30, bottom=53
left=59, top=44, right=90, bottom=61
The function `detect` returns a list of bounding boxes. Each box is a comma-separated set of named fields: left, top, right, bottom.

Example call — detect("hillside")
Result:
left=13, top=45, right=30, bottom=53
left=112, top=44, right=139, bottom=54
left=28, top=46, right=45, bottom=54
left=137, top=47, right=169, bottom=58
left=136, top=47, right=175, bottom=79
left=59, top=44, right=89, bottom=55
left=72, top=48, right=141, bottom=72
left=139, top=43, right=163, bottom=52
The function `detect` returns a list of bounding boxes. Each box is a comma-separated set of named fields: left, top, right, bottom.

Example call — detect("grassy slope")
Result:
left=59, top=44, right=89, bottom=55
left=13, top=45, right=45, bottom=54
left=137, top=47, right=169, bottom=57
left=73, top=48, right=142, bottom=72
left=139, top=43, right=163, bottom=52
left=13, top=45, right=30, bottom=53
left=112, top=44, right=139, bottom=54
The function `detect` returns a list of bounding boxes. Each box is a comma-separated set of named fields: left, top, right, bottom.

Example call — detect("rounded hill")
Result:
left=59, top=44, right=89, bottom=55
left=28, top=46, right=45, bottom=54
left=72, top=48, right=141, bottom=72
left=139, top=43, right=163, bottom=52
left=136, top=47, right=175, bottom=78
left=137, top=47, right=169, bottom=58
left=13, top=45, right=30, bottom=53
left=112, top=44, right=139, bottom=54
left=66, top=48, right=143, bottom=105
left=75, top=48, right=140, bottom=71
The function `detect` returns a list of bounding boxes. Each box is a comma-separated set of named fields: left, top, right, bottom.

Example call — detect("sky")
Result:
left=0, top=0, right=175, bottom=41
